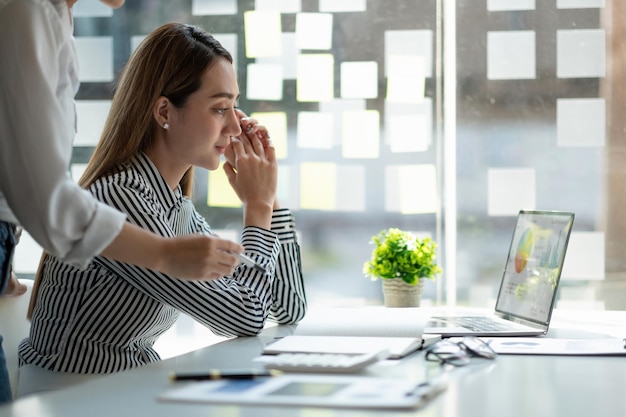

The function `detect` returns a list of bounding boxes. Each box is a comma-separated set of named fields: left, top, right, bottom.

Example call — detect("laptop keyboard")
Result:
left=437, top=316, right=517, bottom=332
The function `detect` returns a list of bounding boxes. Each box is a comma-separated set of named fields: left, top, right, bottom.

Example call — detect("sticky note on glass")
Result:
left=74, top=100, right=111, bottom=146
left=250, top=112, right=288, bottom=159
left=319, top=0, right=366, bottom=12
left=244, top=11, right=282, bottom=58
left=487, top=168, right=536, bottom=216
left=192, top=0, right=237, bottom=15
left=296, top=13, right=333, bottom=50
left=297, top=112, right=334, bottom=149
left=487, top=31, right=536, bottom=80
left=385, top=165, right=438, bottom=214
left=246, top=63, right=284, bottom=100
left=557, top=29, right=605, bottom=78
left=342, top=110, right=380, bottom=159
left=207, top=164, right=240, bottom=208
left=340, top=61, right=378, bottom=99
left=560, top=231, right=605, bottom=280
left=297, top=54, right=334, bottom=102
left=386, top=55, right=425, bottom=103
left=300, top=162, right=336, bottom=210
left=75, top=37, right=114, bottom=82
left=557, top=98, right=605, bottom=147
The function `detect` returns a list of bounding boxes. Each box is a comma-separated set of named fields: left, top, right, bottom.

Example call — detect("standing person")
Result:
left=0, top=0, right=244, bottom=403
left=18, top=22, right=307, bottom=397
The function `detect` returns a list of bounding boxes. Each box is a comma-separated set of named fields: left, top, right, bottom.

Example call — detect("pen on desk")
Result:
left=169, top=369, right=281, bottom=382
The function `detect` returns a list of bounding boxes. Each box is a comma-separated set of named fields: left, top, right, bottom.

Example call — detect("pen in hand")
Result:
left=169, top=369, right=281, bottom=382
left=233, top=252, right=268, bottom=274
left=206, top=231, right=269, bottom=274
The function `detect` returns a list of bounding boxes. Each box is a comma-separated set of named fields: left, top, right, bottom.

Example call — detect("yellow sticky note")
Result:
left=207, top=164, right=241, bottom=208
left=250, top=112, right=288, bottom=160
left=300, top=162, right=336, bottom=210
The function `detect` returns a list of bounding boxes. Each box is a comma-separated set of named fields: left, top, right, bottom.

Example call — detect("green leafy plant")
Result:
left=363, top=228, right=442, bottom=286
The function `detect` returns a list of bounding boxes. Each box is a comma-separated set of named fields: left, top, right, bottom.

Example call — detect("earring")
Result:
left=163, top=123, right=169, bottom=129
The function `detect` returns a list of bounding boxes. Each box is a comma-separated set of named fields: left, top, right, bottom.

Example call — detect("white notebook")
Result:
left=263, top=307, right=439, bottom=359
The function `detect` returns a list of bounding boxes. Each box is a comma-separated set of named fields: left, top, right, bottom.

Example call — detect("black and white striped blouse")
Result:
left=19, top=153, right=307, bottom=374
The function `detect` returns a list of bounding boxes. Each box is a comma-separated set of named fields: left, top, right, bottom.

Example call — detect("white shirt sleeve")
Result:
left=0, top=0, right=125, bottom=268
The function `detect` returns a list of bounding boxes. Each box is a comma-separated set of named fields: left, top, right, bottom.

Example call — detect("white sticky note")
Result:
left=207, top=164, right=240, bottom=208
left=244, top=11, right=282, bottom=58
left=385, top=99, right=432, bottom=152
left=75, top=37, right=114, bottom=82
left=256, top=33, right=297, bottom=80
left=276, top=165, right=298, bottom=209
left=74, top=100, right=111, bottom=146
left=246, top=64, right=284, bottom=101
left=557, top=29, right=605, bottom=78
left=12, top=231, right=43, bottom=275
left=341, top=110, right=380, bottom=159
left=487, top=0, right=535, bottom=11
left=386, top=55, right=425, bottom=103
left=487, top=168, right=536, bottom=216
left=319, top=0, right=366, bottom=12
left=557, top=98, right=605, bottom=147
left=385, top=165, right=438, bottom=214
left=557, top=0, right=605, bottom=8
left=487, top=31, right=536, bottom=80
left=297, top=54, right=334, bottom=102
left=255, top=0, right=302, bottom=13
left=561, top=232, right=605, bottom=280
left=300, top=162, right=336, bottom=210
left=340, top=61, right=378, bottom=99
left=335, top=165, right=366, bottom=212
left=384, top=30, right=433, bottom=78
left=387, top=114, right=430, bottom=152
left=192, top=0, right=237, bottom=15
left=319, top=99, right=366, bottom=147
left=296, top=13, right=333, bottom=50
left=297, top=112, right=334, bottom=149
left=250, top=112, right=288, bottom=159
left=70, top=163, right=87, bottom=182
left=72, top=1, right=113, bottom=17
left=130, top=35, right=146, bottom=53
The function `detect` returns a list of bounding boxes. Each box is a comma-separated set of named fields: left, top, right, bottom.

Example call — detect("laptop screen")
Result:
left=495, top=210, right=575, bottom=326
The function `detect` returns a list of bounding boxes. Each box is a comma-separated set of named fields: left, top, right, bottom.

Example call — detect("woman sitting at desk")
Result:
left=18, top=22, right=306, bottom=395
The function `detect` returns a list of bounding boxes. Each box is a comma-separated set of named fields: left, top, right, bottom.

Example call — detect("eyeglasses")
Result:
left=425, top=337, right=497, bottom=366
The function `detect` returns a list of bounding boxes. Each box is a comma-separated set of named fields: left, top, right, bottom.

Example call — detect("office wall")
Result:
left=13, top=0, right=626, bottom=310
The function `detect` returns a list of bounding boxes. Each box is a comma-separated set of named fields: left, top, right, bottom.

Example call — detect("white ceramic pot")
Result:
left=381, top=278, right=424, bottom=307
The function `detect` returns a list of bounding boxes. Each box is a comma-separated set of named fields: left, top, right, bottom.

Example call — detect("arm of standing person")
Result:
left=0, top=0, right=240, bottom=280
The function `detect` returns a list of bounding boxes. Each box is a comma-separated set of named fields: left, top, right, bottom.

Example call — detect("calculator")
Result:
left=259, top=349, right=389, bottom=373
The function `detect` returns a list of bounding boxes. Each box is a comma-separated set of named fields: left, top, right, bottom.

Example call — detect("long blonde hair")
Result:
left=28, top=23, right=234, bottom=319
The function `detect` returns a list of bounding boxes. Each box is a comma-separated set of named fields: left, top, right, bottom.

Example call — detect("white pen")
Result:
left=206, top=231, right=268, bottom=274
left=233, top=252, right=268, bottom=274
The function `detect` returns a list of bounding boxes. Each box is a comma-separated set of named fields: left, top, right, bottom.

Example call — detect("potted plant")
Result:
left=363, top=228, right=442, bottom=307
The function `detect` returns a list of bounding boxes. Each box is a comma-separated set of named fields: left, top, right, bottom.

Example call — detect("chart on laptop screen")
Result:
left=495, top=211, right=574, bottom=323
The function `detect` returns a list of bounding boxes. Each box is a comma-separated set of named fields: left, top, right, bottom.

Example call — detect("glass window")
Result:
left=13, top=0, right=626, bottom=311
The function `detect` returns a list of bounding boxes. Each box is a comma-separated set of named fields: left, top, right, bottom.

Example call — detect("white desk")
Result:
left=2, top=309, right=626, bottom=417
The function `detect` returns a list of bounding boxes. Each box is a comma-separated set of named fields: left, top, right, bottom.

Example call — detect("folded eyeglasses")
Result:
left=425, top=336, right=497, bottom=366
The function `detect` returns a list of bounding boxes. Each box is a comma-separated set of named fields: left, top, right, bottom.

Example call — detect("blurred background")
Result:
left=14, top=0, right=626, bottom=320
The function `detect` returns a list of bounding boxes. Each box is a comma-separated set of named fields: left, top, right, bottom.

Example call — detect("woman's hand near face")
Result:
left=223, top=111, right=277, bottom=229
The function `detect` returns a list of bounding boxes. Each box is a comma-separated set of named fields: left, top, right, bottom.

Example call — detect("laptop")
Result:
left=424, top=210, right=575, bottom=337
